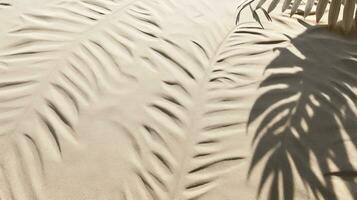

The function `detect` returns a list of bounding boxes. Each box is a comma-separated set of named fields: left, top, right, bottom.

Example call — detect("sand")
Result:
left=0, top=0, right=356, bottom=199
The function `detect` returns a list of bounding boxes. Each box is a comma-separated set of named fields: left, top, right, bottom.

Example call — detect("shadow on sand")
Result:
left=248, top=22, right=357, bottom=200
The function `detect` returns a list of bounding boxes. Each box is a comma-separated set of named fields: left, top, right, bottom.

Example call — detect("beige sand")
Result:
left=0, top=0, right=356, bottom=199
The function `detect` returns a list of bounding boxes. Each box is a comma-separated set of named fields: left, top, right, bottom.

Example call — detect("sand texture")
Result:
left=0, top=0, right=356, bottom=199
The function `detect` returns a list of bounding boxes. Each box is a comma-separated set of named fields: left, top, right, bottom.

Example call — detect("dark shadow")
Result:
left=248, top=24, right=357, bottom=200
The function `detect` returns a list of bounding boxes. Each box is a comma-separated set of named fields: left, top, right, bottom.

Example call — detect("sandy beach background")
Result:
left=0, top=0, right=356, bottom=199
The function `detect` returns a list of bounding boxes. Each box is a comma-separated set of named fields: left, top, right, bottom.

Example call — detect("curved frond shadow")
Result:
left=248, top=26, right=357, bottom=200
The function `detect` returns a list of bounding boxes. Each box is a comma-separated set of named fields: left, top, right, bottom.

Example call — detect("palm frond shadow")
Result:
left=248, top=26, right=357, bottom=200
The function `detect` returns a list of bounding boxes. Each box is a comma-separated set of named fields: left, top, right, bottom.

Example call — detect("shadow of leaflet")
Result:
left=248, top=24, right=357, bottom=200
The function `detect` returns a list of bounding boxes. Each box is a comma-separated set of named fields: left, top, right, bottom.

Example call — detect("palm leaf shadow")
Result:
left=248, top=25, right=357, bottom=200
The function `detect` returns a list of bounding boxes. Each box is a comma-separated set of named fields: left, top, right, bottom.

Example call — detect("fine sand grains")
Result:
left=0, top=0, right=356, bottom=199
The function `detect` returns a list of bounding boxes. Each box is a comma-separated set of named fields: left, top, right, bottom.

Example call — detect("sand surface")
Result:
left=0, top=0, right=356, bottom=199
